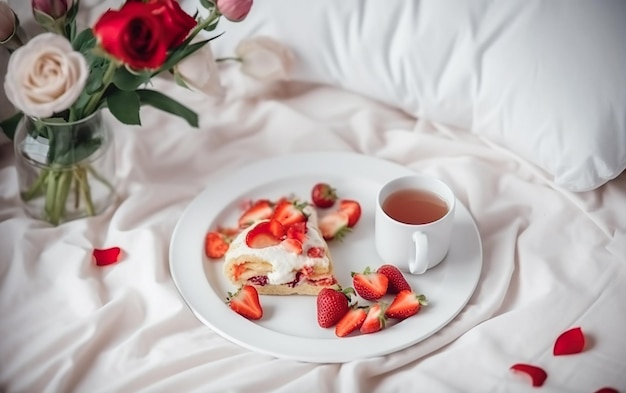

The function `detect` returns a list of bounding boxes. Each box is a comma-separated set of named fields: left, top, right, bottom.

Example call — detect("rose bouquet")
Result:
left=0, top=0, right=253, bottom=225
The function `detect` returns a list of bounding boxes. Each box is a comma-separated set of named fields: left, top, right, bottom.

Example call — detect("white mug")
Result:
left=374, top=175, right=456, bottom=274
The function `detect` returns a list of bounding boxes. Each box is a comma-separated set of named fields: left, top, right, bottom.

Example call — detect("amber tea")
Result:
left=382, top=188, right=448, bottom=225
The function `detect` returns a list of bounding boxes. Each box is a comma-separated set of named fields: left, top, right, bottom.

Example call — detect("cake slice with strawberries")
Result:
left=223, top=198, right=340, bottom=295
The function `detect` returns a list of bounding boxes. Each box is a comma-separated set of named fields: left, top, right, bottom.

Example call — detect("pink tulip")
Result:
left=31, top=0, right=71, bottom=21
left=0, top=1, right=16, bottom=42
left=216, top=0, right=252, bottom=22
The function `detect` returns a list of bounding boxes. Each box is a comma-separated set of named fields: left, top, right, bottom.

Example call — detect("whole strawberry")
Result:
left=351, top=266, right=388, bottom=301
left=316, top=286, right=355, bottom=328
left=377, top=264, right=412, bottom=294
left=311, top=182, right=337, bottom=208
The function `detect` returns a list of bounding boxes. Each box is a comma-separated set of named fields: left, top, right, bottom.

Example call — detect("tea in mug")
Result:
left=382, top=188, right=448, bottom=225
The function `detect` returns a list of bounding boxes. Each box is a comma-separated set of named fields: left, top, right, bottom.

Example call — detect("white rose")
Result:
left=4, top=32, right=89, bottom=118
left=234, top=36, right=295, bottom=82
left=174, top=39, right=224, bottom=99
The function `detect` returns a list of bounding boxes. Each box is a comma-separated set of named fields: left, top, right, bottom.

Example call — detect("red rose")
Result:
left=127, top=0, right=197, bottom=49
left=93, top=2, right=167, bottom=69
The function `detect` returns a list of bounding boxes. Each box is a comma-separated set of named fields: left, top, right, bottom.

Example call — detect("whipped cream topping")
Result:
left=224, top=205, right=330, bottom=285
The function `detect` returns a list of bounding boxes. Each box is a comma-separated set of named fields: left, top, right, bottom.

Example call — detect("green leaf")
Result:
left=136, top=89, right=198, bottom=127
left=66, top=1, right=79, bottom=24
left=72, top=28, right=95, bottom=52
left=107, top=90, right=141, bottom=125
left=0, top=112, right=24, bottom=141
left=53, top=138, right=102, bottom=166
left=156, top=39, right=209, bottom=75
left=199, top=0, right=214, bottom=9
left=85, top=65, right=105, bottom=95
left=113, top=67, right=152, bottom=91
left=173, top=72, right=190, bottom=89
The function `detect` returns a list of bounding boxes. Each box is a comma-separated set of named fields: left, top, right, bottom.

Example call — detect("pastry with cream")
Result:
left=223, top=199, right=339, bottom=295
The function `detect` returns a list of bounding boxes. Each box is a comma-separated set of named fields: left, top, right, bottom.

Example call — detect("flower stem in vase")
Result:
left=46, top=169, right=72, bottom=225
left=74, top=166, right=95, bottom=216
left=21, top=169, right=49, bottom=201
left=87, top=164, right=115, bottom=192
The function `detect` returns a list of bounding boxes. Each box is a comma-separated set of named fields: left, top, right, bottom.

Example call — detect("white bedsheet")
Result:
left=1, top=72, right=625, bottom=392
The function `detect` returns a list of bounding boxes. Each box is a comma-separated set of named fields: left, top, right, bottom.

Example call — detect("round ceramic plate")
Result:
left=169, top=151, right=482, bottom=363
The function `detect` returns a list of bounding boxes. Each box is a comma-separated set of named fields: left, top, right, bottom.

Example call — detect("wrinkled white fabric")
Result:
left=1, top=66, right=625, bottom=392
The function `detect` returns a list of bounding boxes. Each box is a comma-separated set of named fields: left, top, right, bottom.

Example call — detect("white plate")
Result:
left=169, top=152, right=482, bottom=363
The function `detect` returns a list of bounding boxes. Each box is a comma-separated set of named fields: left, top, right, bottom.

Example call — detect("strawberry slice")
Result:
left=316, top=286, right=355, bottom=328
left=311, top=182, right=337, bottom=208
left=335, top=306, right=367, bottom=337
left=510, top=363, right=547, bottom=387
left=351, top=266, right=389, bottom=301
left=594, top=388, right=619, bottom=393
left=307, top=246, right=325, bottom=258
left=226, top=285, right=263, bottom=320
left=338, top=199, right=362, bottom=227
left=319, top=211, right=351, bottom=241
left=205, top=231, right=231, bottom=259
left=238, top=199, right=274, bottom=228
left=281, top=238, right=303, bottom=254
left=246, top=220, right=283, bottom=248
left=93, top=247, right=122, bottom=266
left=267, top=218, right=286, bottom=239
left=360, top=303, right=388, bottom=334
left=286, top=221, right=307, bottom=242
left=271, top=200, right=308, bottom=229
left=376, top=264, right=412, bottom=294
left=553, top=326, right=585, bottom=356
left=385, top=289, right=428, bottom=320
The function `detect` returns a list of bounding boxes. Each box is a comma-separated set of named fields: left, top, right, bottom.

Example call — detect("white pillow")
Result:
left=201, top=0, right=626, bottom=191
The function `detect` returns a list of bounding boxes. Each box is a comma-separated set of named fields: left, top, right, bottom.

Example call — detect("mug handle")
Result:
left=409, top=231, right=429, bottom=274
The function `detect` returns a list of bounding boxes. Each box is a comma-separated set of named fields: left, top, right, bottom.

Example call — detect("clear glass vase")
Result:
left=13, top=111, right=117, bottom=225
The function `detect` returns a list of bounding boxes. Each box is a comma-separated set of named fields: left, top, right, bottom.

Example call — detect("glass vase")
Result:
left=13, top=111, right=117, bottom=225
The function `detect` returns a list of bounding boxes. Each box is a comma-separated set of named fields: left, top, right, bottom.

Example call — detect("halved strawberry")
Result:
left=205, top=231, right=230, bottom=259
left=245, top=220, right=282, bottom=248
left=335, top=306, right=367, bottom=337
left=226, top=285, right=263, bottom=320
left=317, top=286, right=355, bottom=328
left=360, top=303, right=388, bottom=334
left=319, top=211, right=350, bottom=241
left=271, top=200, right=308, bottom=229
left=307, top=246, right=325, bottom=258
left=385, top=290, right=428, bottom=319
left=351, top=266, right=389, bottom=301
left=281, top=238, right=303, bottom=254
left=377, top=264, right=412, bottom=294
left=311, top=182, right=337, bottom=208
left=338, top=199, right=362, bottom=227
left=238, top=199, right=274, bottom=228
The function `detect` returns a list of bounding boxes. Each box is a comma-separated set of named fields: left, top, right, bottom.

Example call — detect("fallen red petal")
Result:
left=93, top=247, right=122, bottom=266
left=594, top=388, right=619, bottom=393
left=553, top=326, right=585, bottom=356
left=510, top=363, right=548, bottom=387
